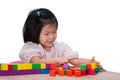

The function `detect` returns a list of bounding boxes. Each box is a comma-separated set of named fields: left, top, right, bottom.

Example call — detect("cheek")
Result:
left=55, top=34, right=57, bottom=39
left=39, top=35, right=47, bottom=42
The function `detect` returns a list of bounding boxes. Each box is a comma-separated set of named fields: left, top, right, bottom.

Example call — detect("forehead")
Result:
left=41, top=24, right=57, bottom=32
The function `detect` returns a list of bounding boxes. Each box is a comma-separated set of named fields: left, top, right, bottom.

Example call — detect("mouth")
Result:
left=47, top=41, right=54, bottom=45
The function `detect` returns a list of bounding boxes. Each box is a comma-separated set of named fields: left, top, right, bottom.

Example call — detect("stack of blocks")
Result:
left=0, top=62, right=102, bottom=77
left=0, top=63, right=56, bottom=76
left=49, top=62, right=102, bottom=77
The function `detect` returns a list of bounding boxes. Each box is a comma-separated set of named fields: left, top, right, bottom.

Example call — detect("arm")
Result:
left=68, top=56, right=100, bottom=66
left=30, top=56, right=69, bottom=64
left=68, top=58, right=93, bottom=66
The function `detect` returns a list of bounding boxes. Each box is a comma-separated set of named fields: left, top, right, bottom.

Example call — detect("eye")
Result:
left=44, top=34, right=49, bottom=35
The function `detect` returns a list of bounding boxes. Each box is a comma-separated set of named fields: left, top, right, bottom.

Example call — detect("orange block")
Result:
left=50, top=63, right=56, bottom=69
left=49, top=70, right=56, bottom=76
left=86, top=64, right=91, bottom=70
left=58, top=70, right=64, bottom=76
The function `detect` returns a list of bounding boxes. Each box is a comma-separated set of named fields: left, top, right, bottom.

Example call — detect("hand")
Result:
left=55, top=57, right=69, bottom=64
left=90, top=56, right=106, bottom=71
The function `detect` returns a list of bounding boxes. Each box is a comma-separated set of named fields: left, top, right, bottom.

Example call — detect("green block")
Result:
left=97, top=66, right=102, bottom=72
left=13, top=64, right=17, bottom=70
left=32, top=64, right=41, bottom=69
left=80, top=64, right=86, bottom=70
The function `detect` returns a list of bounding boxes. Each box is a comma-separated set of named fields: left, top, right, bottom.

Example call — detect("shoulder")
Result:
left=20, top=41, right=43, bottom=52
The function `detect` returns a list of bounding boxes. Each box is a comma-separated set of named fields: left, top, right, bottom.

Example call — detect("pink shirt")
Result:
left=19, top=41, right=78, bottom=63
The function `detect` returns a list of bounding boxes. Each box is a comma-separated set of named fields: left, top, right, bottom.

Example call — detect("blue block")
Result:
left=41, top=69, right=50, bottom=74
left=95, top=68, right=99, bottom=74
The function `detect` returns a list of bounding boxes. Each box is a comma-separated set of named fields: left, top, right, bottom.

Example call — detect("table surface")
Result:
left=0, top=71, right=120, bottom=80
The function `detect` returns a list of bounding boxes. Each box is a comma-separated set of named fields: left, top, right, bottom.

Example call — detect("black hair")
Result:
left=23, top=8, right=58, bottom=43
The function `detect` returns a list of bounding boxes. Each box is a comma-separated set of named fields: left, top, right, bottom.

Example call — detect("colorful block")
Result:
left=13, top=64, right=17, bottom=70
left=49, top=70, right=56, bottom=76
left=8, top=64, right=13, bottom=70
left=50, top=63, right=56, bottom=69
left=1, top=64, right=8, bottom=70
left=40, top=63, right=46, bottom=69
left=66, top=70, right=73, bottom=76
left=58, top=69, right=64, bottom=76
left=80, top=64, right=86, bottom=70
left=17, top=64, right=32, bottom=70
left=91, top=62, right=97, bottom=70
left=32, top=64, right=40, bottom=69
left=63, top=63, right=69, bottom=69
left=81, top=70, right=86, bottom=75
left=41, top=69, right=49, bottom=74
left=46, top=64, right=50, bottom=69
left=89, top=69, right=95, bottom=75
left=74, top=70, right=81, bottom=77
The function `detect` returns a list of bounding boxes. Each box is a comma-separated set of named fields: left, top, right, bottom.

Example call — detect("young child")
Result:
left=19, top=8, right=103, bottom=67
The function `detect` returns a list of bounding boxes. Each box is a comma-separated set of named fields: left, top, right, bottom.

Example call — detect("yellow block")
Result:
left=1, top=64, right=8, bottom=70
left=91, top=62, right=97, bottom=69
left=40, top=63, right=46, bottom=69
left=17, top=63, right=32, bottom=70
left=58, top=67, right=63, bottom=70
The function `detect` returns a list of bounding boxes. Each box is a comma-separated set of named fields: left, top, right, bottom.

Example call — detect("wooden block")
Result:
left=1, top=64, right=8, bottom=70
left=81, top=70, right=86, bottom=75
left=58, top=69, right=64, bottom=76
left=17, top=63, right=32, bottom=70
left=46, top=64, right=50, bottom=69
left=8, top=64, right=13, bottom=70
left=66, top=70, right=73, bottom=76
left=63, top=63, right=69, bottom=69
left=74, top=70, right=81, bottom=77
left=32, top=64, right=40, bottom=69
left=41, top=69, right=49, bottom=74
left=89, top=69, right=95, bottom=75
left=40, top=63, right=46, bottom=69
left=50, top=63, right=56, bottom=69
left=49, top=70, right=56, bottom=76
left=58, top=67, right=63, bottom=70
left=86, top=64, right=91, bottom=70
left=80, top=64, right=86, bottom=70
left=91, top=62, right=97, bottom=70
left=13, top=64, right=17, bottom=70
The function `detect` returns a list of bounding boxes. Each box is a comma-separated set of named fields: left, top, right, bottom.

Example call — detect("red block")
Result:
left=66, top=70, right=73, bottom=76
left=8, top=64, right=13, bottom=70
left=81, top=70, right=86, bottom=75
left=89, top=69, right=95, bottom=75
left=86, top=64, right=91, bottom=70
left=60, top=64, right=64, bottom=67
left=50, top=63, right=56, bottom=69
left=74, top=70, right=81, bottom=77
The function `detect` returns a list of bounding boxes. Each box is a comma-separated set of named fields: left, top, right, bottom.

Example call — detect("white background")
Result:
left=0, top=0, right=120, bottom=73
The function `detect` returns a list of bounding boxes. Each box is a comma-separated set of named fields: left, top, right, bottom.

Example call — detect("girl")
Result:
left=19, top=8, right=102, bottom=67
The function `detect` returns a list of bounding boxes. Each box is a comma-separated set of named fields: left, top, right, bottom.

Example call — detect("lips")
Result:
left=47, top=41, right=54, bottom=45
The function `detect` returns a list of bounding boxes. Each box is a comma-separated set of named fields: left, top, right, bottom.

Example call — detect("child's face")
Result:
left=39, top=24, right=57, bottom=50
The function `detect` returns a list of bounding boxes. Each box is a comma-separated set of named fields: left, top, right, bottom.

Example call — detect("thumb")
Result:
left=91, top=56, right=95, bottom=61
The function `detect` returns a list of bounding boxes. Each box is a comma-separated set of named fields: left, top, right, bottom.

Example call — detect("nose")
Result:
left=49, top=33, right=56, bottom=39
